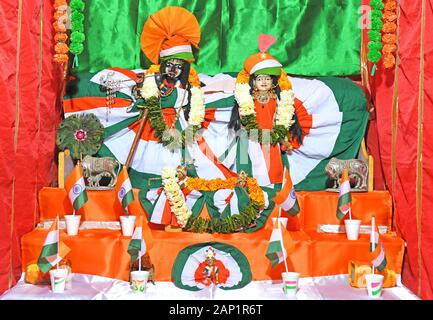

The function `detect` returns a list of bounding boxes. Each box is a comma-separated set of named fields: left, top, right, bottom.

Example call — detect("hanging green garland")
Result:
left=69, top=0, right=85, bottom=67
left=367, top=0, right=385, bottom=75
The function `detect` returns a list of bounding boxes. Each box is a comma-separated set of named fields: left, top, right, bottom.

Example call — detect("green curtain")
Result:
left=78, top=0, right=361, bottom=76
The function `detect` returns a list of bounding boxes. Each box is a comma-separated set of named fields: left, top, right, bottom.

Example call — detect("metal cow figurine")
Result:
left=81, top=155, right=121, bottom=189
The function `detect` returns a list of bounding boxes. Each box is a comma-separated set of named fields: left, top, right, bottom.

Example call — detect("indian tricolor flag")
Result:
left=115, top=167, right=134, bottom=212
left=272, top=168, right=300, bottom=216
left=65, top=164, right=88, bottom=212
left=37, top=217, right=71, bottom=273
left=127, top=216, right=152, bottom=262
left=370, top=216, right=387, bottom=272
left=265, top=218, right=294, bottom=268
left=336, top=168, right=352, bottom=220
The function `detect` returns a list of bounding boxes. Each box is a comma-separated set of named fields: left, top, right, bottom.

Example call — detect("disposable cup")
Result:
left=365, top=274, right=384, bottom=298
left=49, top=268, right=67, bottom=293
left=130, top=270, right=150, bottom=293
left=282, top=272, right=300, bottom=297
left=120, top=215, right=136, bottom=236
left=64, top=215, right=81, bottom=236
left=344, top=219, right=361, bottom=240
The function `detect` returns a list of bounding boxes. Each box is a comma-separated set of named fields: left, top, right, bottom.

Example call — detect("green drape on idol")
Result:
left=78, top=0, right=361, bottom=76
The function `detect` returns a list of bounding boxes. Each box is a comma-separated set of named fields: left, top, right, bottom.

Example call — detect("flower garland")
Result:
left=161, top=167, right=192, bottom=227
left=182, top=174, right=266, bottom=234
left=367, top=0, right=384, bottom=71
left=53, top=0, right=69, bottom=64
left=234, top=69, right=295, bottom=146
left=69, top=0, right=86, bottom=67
left=381, top=0, right=398, bottom=69
left=139, top=64, right=205, bottom=150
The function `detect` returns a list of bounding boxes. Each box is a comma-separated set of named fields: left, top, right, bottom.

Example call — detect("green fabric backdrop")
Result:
left=77, top=0, right=361, bottom=76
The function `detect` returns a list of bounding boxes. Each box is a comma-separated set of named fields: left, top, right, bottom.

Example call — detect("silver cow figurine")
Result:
left=324, top=157, right=368, bottom=191
left=81, top=155, right=121, bottom=189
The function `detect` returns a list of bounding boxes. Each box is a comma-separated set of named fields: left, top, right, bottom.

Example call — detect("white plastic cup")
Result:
left=130, top=270, right=150, bottom=293
left=120, top=215, right=136, bottom=236
left=344, top=219, right=361, bottom=240
left=49, top=268, right=67, bottom=293
left=272, top=217, right=288, bottom=229
left=365, top=274, right=384, bottom=298
left=282, top=272, right=300, bottom=297
left=64, top=215, right=81, bottom=236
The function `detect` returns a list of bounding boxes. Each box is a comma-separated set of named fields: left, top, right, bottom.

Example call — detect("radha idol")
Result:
left=233, top=34, right=304, bottom=187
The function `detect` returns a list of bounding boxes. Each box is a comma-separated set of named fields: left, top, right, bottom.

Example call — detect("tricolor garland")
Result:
left=53, top=0, right=69, bottom=64
left=69, top=0, right=86, bottom=67
left=234, top=69, right=296, bottom=146
left=367, top=0, right=398, bottom=73
left=182, top=175, right=265, bottom=234
left=140, top=65, right=205, bottom=150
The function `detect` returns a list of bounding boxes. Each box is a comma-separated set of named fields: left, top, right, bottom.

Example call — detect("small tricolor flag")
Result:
left=127, top=216, right=153, bottom=262
left=65, top=164, right=88, bottom=212
left=336, top=168, right=352, bottom=220
left=37, top=217, right=71, bottom=273
left=370, top=216, right=387, bottom=272
left=265, top=218, right=294, bottom=268
left=115, top=167, right=134, bottom=213
left=272, top=168, right=300, bottom=216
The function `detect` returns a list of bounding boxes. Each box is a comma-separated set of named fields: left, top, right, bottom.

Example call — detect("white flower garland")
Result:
left=188, top=86, right=205, bottom=126
left=139, top=74, right=159, bottom=99
left=234, top=83, right=296, bottom=129
left=161, top=167, right=192, bottom=227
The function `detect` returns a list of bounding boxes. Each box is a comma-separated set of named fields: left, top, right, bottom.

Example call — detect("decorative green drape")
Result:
left=78, top=0, right=361, bottom=76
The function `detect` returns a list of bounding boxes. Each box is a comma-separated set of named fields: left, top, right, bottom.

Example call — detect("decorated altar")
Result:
left=5, top=2, right=411, bottom=299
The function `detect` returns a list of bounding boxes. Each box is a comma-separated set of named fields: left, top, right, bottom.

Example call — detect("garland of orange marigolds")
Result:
left=53, top=0, right=69, bottom=64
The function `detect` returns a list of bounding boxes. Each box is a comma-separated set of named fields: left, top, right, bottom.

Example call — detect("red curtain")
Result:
left=0, top=0, right=62, bottom=294
left=366, top=0, right=433, bottom=299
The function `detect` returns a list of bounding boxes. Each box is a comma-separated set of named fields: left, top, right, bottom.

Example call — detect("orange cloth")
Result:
left=254, top=98, right=284, bottom=184
left=39, top=188, right=145, bottom=221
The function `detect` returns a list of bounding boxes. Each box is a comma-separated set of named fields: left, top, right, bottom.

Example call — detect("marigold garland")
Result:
left=382, top=0, right=398, bottom=69
left=53, top=0, right=69, bottom=64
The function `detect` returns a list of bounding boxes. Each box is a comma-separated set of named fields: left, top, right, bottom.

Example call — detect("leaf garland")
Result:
left=145, top=96, right=200, bottom=151
left=56, top=113, right=104, bottom=160
left=69, top=0, right=86, bottom=67
left=367, top=0, right=385, bottom=68
left=241, top=113, right=289, bottom=145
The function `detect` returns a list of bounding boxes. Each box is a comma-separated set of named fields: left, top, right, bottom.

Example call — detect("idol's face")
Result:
left=164, top=58, right=184, bottom=79
left=254, top=75, right=273, bottom=92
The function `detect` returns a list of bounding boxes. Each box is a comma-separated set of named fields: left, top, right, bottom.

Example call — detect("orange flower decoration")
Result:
left=55, top=32, right=68, bottom=43
left=54, top=54, right=69, bottom=64
left=382, top=34, right=397, bottom=45
left=382, top=22, right=397, bottom=33
left=55, top=42, right=69, bottom=54
left=383, top=11, right=397, bottom=22
left=278, top=69, right=292, bottom=91
left=236, top=69, right=250, bottom=84
left=188, top=66, right=201, bottom=87
left=383, top=54, right=396, bottom=69
left=384, top=1, right=397, bottom=11
left=382, top=44, right=397, bottom=54
left=54, top=0, right=68, bottom=6
left=53, top=21, right=66, bottom=33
